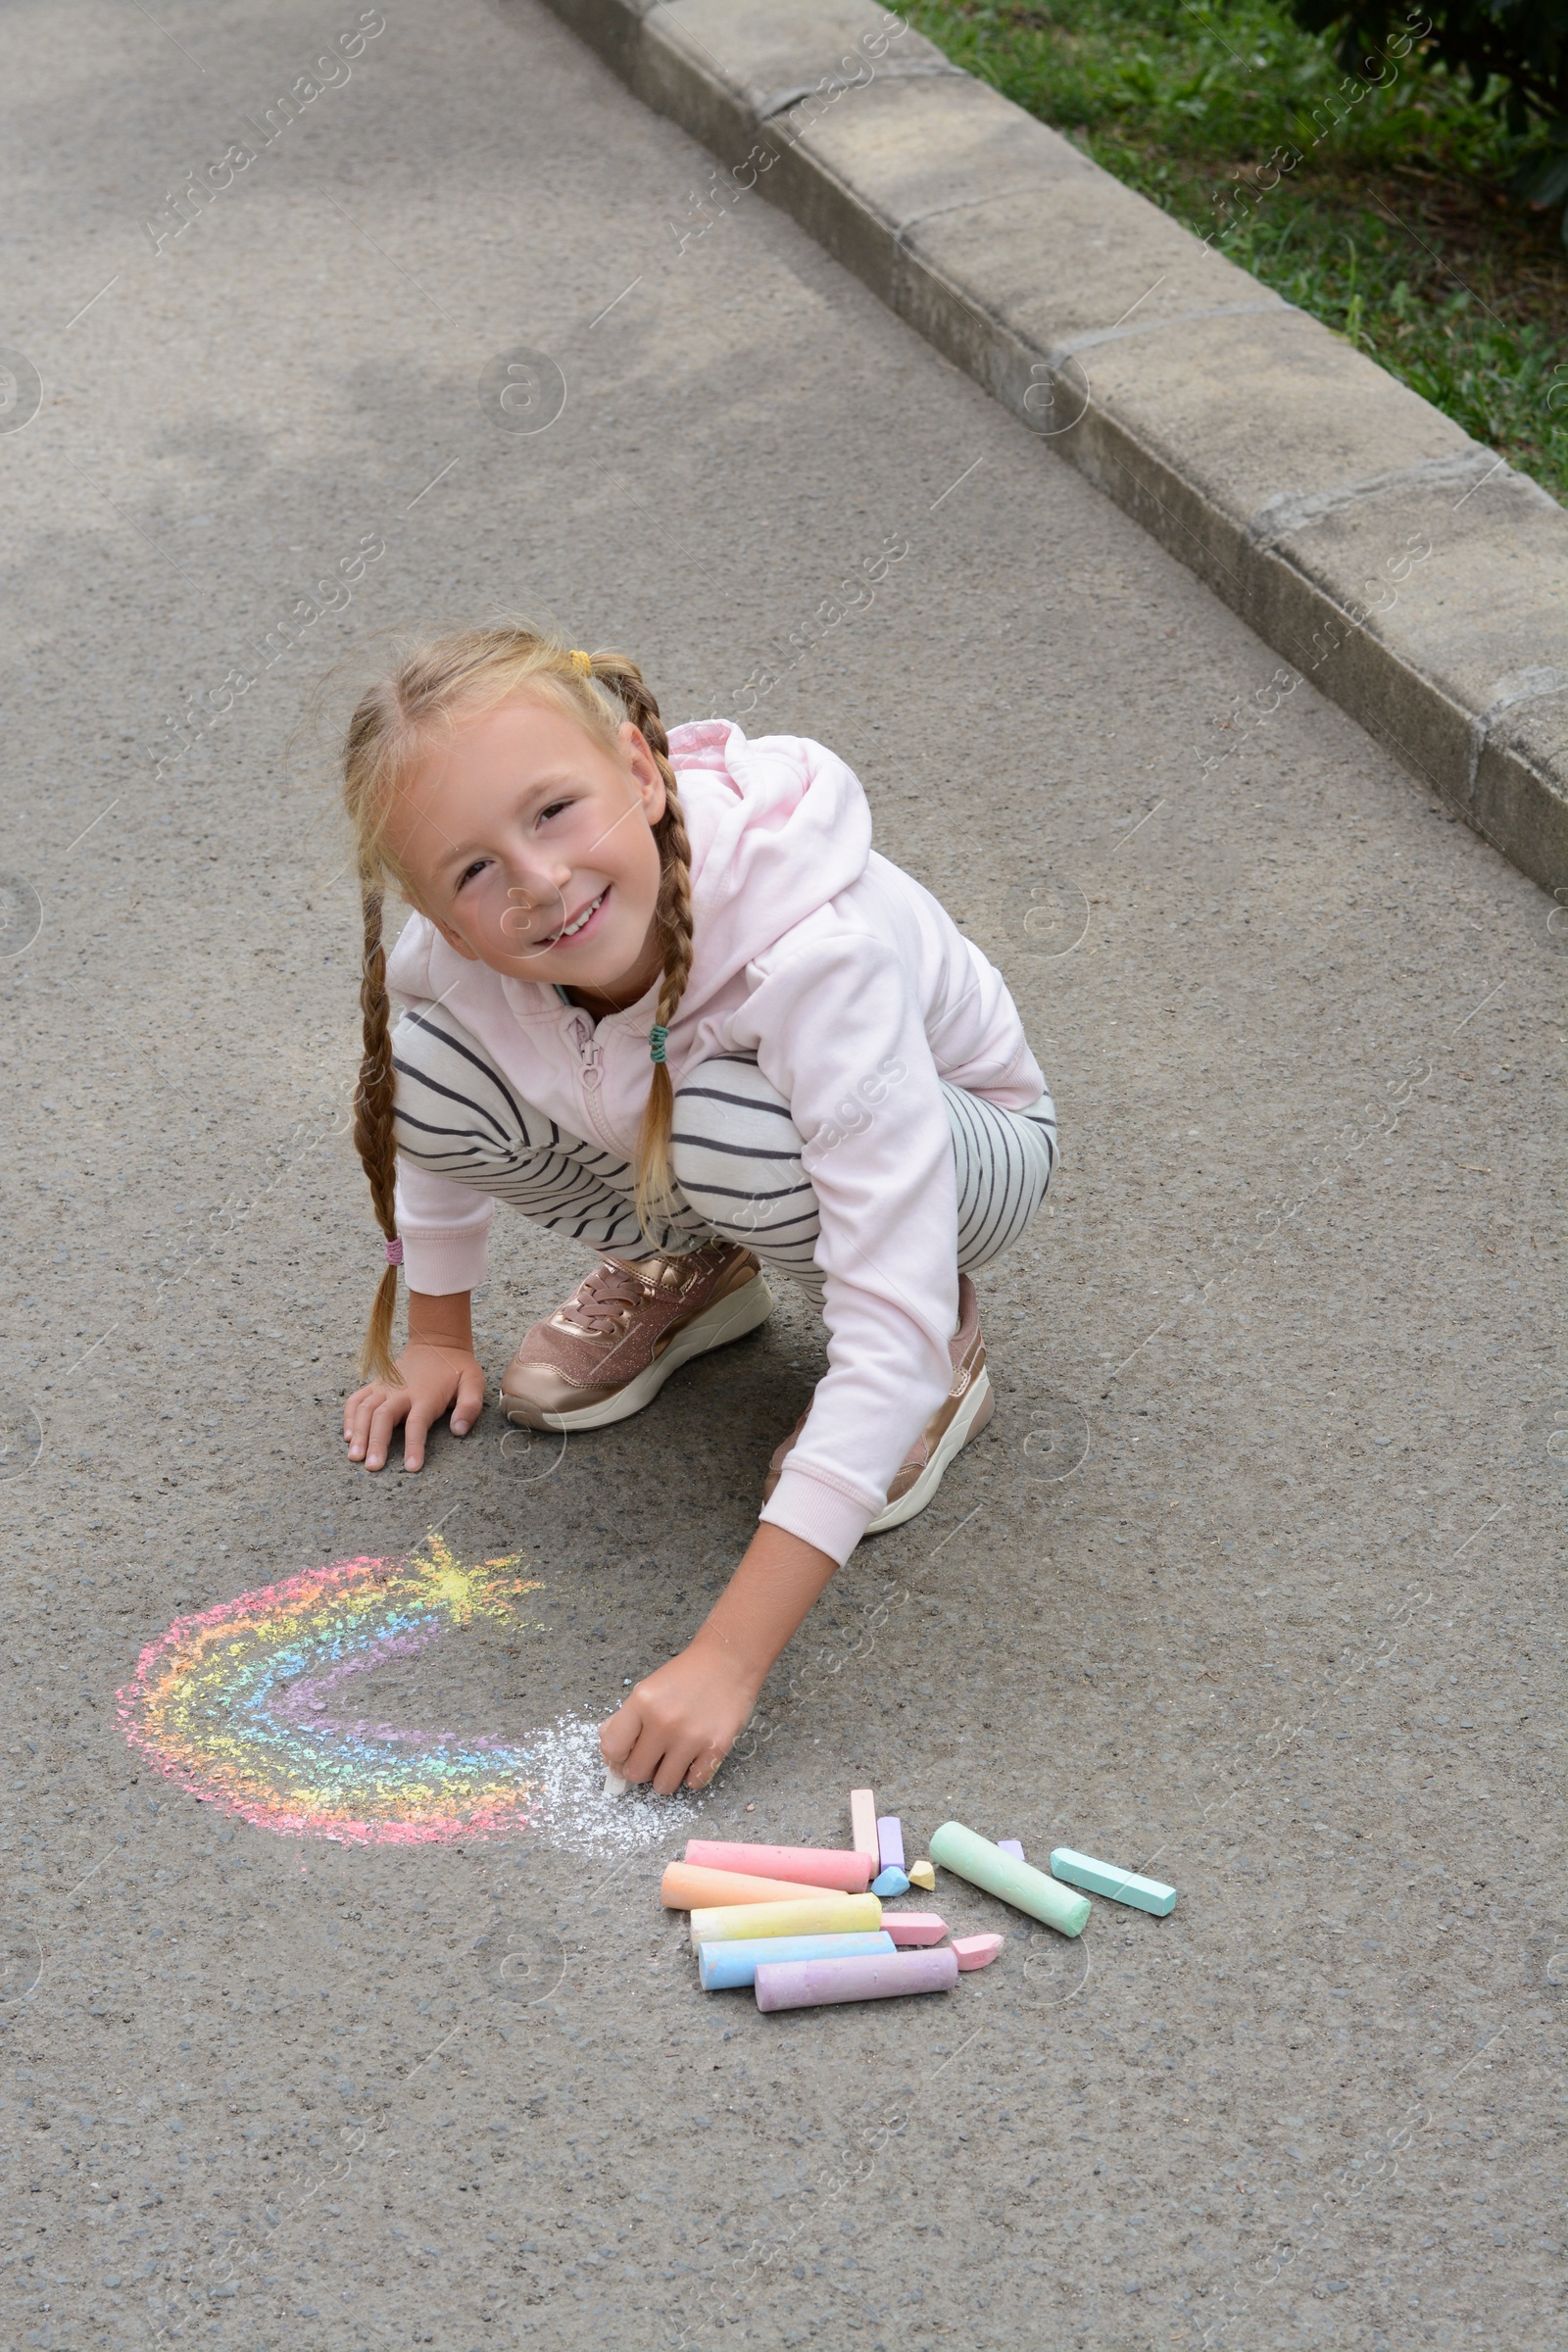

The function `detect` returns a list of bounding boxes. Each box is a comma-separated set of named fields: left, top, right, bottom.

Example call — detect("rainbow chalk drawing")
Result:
left=117, top=1539, right=554, bottom=1845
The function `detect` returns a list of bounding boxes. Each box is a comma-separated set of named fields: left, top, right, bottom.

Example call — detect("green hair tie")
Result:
left=649, top=1024, right=669, bottom=1064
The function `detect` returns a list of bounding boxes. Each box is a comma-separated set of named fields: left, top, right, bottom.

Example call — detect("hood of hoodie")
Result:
left=384, top=718, right=874, bottom=1017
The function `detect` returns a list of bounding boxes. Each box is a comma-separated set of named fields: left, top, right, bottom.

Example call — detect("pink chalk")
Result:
left=880, top=1912, right=949, bottom=1947
left=996, top=1839, right=1025, bottom=1863
left=952, top=1934, right=1004, bottom=1971
left=683, top=1840, right=870, bottom=1893
left=876, top=1815, right=905, bottom=1874
left=755, top=1945, right=958, bottom=2012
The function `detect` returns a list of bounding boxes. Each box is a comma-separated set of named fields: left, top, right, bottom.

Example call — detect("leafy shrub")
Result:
left=1289, top=0, right=1568, bottom=223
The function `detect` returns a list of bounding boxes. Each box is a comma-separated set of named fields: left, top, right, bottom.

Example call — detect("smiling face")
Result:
left=387, top=693, right=668, bottom=1007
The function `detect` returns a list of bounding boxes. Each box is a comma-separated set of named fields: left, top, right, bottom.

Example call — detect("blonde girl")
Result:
left=340, top=628, right=1056, bottom=1792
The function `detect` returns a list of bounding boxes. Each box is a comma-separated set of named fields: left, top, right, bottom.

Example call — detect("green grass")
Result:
left=903, top=0, right=1568, bottom=502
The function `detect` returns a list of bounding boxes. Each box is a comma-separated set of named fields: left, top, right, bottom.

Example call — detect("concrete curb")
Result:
left=533, top=0, right=1567, bottom=895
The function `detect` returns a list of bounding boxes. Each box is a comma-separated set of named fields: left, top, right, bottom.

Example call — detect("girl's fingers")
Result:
left=344, top=1393, right=378, bottom=1458
left=451, top=1363, right=486, bottom=1438
left=654, top=1736, right=703, bottom=1798
left=616, top=1722, right=666, bottom=1788
left=619, top=1715, right=679, bottom=1790
left=363, top=1396, right=406, bottom=1472
left=599, top=1703, right=639, bottom=1774
left=402, top=1401, right=434, bottom=1474
left=602, top=1685, right=721, bottom=1792
left=685, top=1742, right=725, bottom=1791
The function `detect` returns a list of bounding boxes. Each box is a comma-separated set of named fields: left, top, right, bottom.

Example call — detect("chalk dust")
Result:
left=526, top=1715, right=710, bottom=1855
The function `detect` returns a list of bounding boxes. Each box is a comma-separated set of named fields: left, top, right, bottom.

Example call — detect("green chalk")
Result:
left=928, top=1821, right=1090, bottom=1937
left=1050, top=1846, right=1176, bottom=1917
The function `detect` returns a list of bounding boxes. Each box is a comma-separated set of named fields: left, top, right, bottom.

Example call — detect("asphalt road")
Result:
left=1, top=3, right=1561, bottom=2348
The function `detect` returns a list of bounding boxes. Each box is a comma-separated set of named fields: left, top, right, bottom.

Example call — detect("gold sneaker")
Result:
left=762, top=1273, right=993, bottom=1536
left=500, top=1242, right=771, bottom=1431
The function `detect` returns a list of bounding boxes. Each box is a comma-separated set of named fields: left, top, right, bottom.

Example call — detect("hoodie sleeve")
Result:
left=382, top=909, right=496, bottom=1296
left=392, top=1159, right=494, bottom=1297
left=735, top=916, right=959, bottom=1566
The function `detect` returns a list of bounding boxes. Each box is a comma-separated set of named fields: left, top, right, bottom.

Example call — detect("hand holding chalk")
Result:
left=598, top=1637, right=759, bottom=1794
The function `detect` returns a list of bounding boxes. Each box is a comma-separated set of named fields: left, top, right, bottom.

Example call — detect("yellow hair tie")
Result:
left=569, top=648, right=593, bottom=676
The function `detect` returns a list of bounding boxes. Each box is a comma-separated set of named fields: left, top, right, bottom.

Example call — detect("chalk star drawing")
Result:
left=118, top=1537, right=548, bottom=1844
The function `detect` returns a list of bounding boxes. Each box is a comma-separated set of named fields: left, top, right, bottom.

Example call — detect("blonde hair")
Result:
left=341, top=625, right=695, bottom=1382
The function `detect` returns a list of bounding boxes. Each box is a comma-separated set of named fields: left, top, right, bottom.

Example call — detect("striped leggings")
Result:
left=391, top=1005, right=1056, bottom=1295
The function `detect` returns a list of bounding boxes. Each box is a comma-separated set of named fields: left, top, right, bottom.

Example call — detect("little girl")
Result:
left=339, top=629, right=1056, bottom=1794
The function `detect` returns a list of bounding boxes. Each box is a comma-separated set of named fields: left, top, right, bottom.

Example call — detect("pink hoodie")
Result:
left=385, top=720, right=1046, bottom=1564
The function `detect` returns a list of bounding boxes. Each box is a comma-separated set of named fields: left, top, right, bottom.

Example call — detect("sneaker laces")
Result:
left=563, top=1259, right=651, bottom=1338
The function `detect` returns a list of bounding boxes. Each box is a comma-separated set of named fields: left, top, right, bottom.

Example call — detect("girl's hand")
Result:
left=600, top=1525, right=840, bottom=1794
left=600, top=1633, right=762, bottom=1795
left=342, top=1342, right=485, bottom=1473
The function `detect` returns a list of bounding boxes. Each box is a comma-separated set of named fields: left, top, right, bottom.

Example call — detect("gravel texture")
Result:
left=0, top=2, right=1561, bottom=2348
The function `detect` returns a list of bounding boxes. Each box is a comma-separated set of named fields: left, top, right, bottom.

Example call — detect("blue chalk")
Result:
left=876, top=1814, right=905, bottom=1874
left=870, top=1867, right=910, bottom=1898
left=1050, top=1845, right=1177, bottom=1916
left=996, top=1839, right=1025, bottom=1863
left=698, top=1931, right=896, bottom=1991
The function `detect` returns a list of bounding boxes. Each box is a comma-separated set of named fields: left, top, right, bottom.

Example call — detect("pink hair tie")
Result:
left=385, top=1236, right=404, bottom=1266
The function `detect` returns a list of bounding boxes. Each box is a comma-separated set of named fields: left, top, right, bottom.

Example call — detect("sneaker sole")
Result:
left=860, top=1367, right=994, bottom=1537
left=500, top=1272, right=774, bottom=1433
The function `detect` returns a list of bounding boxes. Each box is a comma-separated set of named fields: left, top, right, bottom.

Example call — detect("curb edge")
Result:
left=535, top=0, right=1567, bottom=899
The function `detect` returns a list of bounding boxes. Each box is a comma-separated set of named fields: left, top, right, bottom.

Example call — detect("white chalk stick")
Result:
left=603, top=1767, right=629, bottom=1798
left=849, top=1787, right=879, bottom=1871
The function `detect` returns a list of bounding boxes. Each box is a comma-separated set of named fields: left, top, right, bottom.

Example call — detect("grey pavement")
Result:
left=0, top=3, right=1561, bottom=2349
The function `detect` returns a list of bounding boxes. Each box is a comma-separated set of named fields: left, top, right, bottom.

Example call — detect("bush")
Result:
left=1288, top=0, right=1568, bottom=223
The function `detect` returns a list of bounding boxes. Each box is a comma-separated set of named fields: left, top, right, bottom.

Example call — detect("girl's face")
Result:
left=389, top=694, right=667, bottom=1000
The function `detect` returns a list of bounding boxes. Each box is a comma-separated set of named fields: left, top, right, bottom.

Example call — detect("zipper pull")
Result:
left=575, top=1020, right=603, bottom=1089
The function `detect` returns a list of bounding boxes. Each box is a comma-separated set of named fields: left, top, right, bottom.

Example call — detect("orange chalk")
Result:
left=661, top=1861, right=839, bottom=1912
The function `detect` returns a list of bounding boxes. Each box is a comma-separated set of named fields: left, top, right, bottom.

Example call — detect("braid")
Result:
left=354, top=876, right=402, bottom=1380
left=636, top=780, right=696, bottom=1234
left=587, top=655, right=697, bottom=1236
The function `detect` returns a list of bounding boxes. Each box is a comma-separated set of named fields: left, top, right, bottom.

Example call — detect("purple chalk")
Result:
left=755, top=1945, right=959, bottom=2013
left=876, top=1815, right=905, bottom=1875
left=997, top=1839, right=1026, bottom=1863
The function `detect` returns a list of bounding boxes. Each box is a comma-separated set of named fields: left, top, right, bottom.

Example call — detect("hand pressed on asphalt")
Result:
left=343, top=1342, right=485, bottom=1472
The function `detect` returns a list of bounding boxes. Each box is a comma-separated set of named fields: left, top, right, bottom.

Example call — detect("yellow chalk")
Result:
left=688, top=1893, right=881, bottom=1950
left=908, top=1859, right=936, bottom=1891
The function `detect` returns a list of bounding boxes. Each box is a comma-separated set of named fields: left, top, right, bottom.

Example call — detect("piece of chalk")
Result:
left=952, top=1933, right=1004, bottom=1971
left=690, top=1893, right=881, bottom=1950
left=870, top=1866, right=910, bottom=1898
left=849, top=1788, right=879, bottom=1870
left=684, top=1840, right=870, bottom=1893
left=697, top=1932, right=895, bottom=1991
left=880, top=1911, right=949, bottom=1947
left=662, top=1862, right=849, bottom=1912
left=907, top=1859, right=936, bottom=1891
left=604, top=1767, right=628, bottom=1797
left=1050, top=1846, right=1177, bottom=1916
left=928, top=1821, right=1091, bottom=1937
left=876, top=1815, right=905, bottom=1874
left=996, top=1838, right=1025, bottom=1863
left=755, top=1945, right=959, bottom=2013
